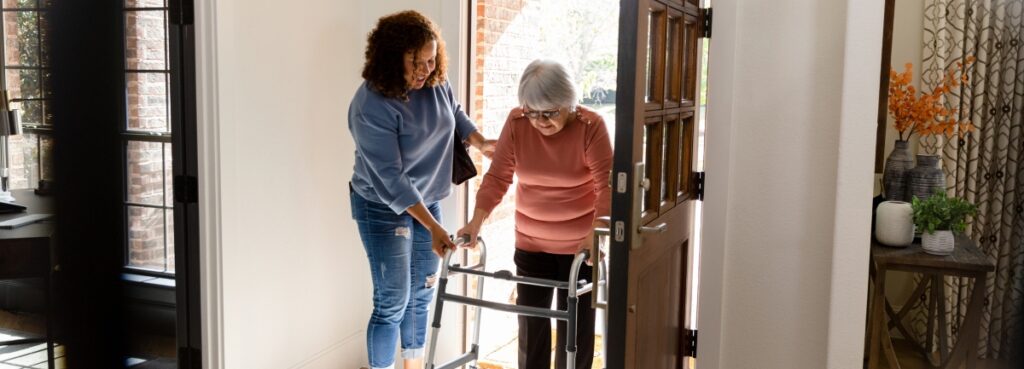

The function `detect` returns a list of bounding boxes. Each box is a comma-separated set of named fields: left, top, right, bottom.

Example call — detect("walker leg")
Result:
left=425, top=276, right=449, bottom=369
left=469, top=262, right=486, bottom=367
left=566, top=295, right=578, bottom=369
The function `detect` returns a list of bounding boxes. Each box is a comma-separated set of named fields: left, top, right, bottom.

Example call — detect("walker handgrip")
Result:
left=454, top=234, right=472, bottom=246
left=494, top=270, right=514, bottom=279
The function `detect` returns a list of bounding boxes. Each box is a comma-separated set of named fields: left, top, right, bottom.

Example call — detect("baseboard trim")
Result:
left=290, top=330, right=365, bottom=369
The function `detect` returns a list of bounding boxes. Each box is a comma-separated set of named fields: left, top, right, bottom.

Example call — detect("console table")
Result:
left=867, top=235, right=995, bottom=369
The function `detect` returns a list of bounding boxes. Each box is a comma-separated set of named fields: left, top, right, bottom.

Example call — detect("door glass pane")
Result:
left=666, top=15, right=680, bottom=102
left=645, top=12, right=653, bottom=101
left=680, top=116, right=694, bottom=195
left=684, top=17, right=699, bottom=103
left=643, top=123, right=652, bottom=212
left=661, top=121, right=670, bottom=201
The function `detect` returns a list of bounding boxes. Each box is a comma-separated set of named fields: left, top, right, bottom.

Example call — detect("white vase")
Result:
left=922, top=230, right=955, bottom=255
left=875, top=201, right=914, bottom=247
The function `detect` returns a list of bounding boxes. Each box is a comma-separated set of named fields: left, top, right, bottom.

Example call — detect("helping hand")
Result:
left=456, top=220, right=483, bottom=249
left=480, top=139, right=497, bottom=159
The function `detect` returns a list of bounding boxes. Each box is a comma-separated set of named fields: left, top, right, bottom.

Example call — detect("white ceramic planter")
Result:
left=875, top=201, right=914, bottom=247
left=922, top=230, right=955, bottom=255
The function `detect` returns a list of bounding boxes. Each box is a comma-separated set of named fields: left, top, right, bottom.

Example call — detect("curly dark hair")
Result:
left=362, top=10, right=448, bottom=101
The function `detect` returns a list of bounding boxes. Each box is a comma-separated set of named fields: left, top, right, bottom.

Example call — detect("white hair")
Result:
left=517, top=59, right=578, bottom=111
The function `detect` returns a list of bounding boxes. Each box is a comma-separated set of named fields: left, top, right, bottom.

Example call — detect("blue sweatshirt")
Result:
left=348, top=81, right=477, bottom=214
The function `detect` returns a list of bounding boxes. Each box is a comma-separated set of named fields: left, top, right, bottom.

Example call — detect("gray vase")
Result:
left=883, top=140, right=913, bottom=201
left=908, top=154, right=946, bottom=201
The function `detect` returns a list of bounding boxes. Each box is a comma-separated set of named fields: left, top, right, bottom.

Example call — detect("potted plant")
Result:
left=911, top=191, right=976, bottom=255
left=884, top=58, right=975, bottom=201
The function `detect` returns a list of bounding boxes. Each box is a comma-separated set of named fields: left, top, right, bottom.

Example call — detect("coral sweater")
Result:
left=475, top=106, right=613, bottom=255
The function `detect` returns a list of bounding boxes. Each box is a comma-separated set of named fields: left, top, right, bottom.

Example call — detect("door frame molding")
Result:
left=694, top=0, right=883, bottom=368
left=194, top=0, right=226, bottom=366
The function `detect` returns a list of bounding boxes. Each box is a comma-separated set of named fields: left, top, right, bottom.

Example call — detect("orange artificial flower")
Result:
left=887, top=58, right=976, bottom=141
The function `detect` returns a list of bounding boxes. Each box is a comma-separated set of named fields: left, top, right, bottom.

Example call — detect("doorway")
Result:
left=463, top=0, right=710, bottom=367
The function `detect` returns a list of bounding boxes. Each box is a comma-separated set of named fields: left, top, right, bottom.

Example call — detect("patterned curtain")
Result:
left=909, top=0, right=1024, bottom=360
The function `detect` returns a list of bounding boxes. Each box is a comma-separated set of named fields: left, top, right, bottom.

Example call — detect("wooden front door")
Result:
left=606, top=0, right=709, bottom=368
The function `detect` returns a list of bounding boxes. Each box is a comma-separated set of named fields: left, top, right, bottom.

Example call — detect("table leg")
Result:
left=868, top=266, right=887, bottom=369
left=886, top=276, right=930, bottom=355
left=935, top=275, right=949, bottom=365
left=881, top=326, right=903, bottom=369
left=962, top=275, right=985, bottom=369
left=925, top=276, right=938, bottom=366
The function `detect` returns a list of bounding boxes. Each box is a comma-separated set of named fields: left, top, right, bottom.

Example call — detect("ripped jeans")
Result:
left=350, top=189, right=441, bottom=369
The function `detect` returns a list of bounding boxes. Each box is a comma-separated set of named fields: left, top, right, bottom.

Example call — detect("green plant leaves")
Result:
left=911, top=191, right=977, bottom=234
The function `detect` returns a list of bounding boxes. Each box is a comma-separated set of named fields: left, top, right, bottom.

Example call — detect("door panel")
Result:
left=609, top=0, right=707, bottom=367
left=632, top=239, right=685, bottom=369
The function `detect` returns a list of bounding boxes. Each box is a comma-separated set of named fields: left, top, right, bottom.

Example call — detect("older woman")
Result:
left=457, top=59, right=613, bottom=369
left=348, top=10, right=492, bottom=369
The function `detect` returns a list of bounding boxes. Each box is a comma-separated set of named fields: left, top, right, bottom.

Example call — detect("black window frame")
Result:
left=121, top=0, right=176, bottom=277
left=1, top=0, right=53, bottom=188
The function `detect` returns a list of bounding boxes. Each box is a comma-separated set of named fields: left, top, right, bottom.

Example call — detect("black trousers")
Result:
left=515, top=249, right=595, bottom=369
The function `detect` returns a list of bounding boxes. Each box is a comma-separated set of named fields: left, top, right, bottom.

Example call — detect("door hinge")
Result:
left=701, top=8, right=713, bottom=39
left=694, top=171, right=706, bottom=201
left=684, top=329, right=698, bottom=358
left=174, top=175, right=199, bottom=204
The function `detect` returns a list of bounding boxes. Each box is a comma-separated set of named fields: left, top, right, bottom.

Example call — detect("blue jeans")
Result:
left=350, top=189, right=441, bottom=369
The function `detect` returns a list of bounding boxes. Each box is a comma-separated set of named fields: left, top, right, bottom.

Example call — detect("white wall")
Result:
left=698, top=0, right=881, bottom=368
left=196, top=1, right=468, bottom=368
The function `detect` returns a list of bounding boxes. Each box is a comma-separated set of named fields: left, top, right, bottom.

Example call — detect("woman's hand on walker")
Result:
left=430, top=225, right=456, bottom=257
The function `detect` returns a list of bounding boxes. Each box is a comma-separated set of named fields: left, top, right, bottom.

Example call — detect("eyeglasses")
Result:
left=522, top=108, right=561, bottom=121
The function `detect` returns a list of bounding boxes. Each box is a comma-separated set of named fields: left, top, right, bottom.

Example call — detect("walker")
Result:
left=425, top=227, right=610, bottom=369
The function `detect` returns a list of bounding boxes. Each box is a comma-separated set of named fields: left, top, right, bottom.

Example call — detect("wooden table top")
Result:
left=872, top=235, right=995, bottom=273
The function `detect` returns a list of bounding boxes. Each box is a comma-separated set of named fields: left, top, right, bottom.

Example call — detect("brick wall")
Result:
left=469, top=0, right=618, bottom=224
left=469, top=0, right=529, bottom=223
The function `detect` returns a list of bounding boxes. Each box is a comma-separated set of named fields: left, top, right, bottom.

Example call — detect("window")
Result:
left=2, top=0, right=53, bottom=190
left=1, top=0, right=177, bottom=274
left=123, top=0, right=175, bottom=274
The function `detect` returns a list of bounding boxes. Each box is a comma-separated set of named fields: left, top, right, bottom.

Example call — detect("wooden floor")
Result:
left=0, top=309, right=174, bottom=369
left=476, top=330, right=605, bottom=369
